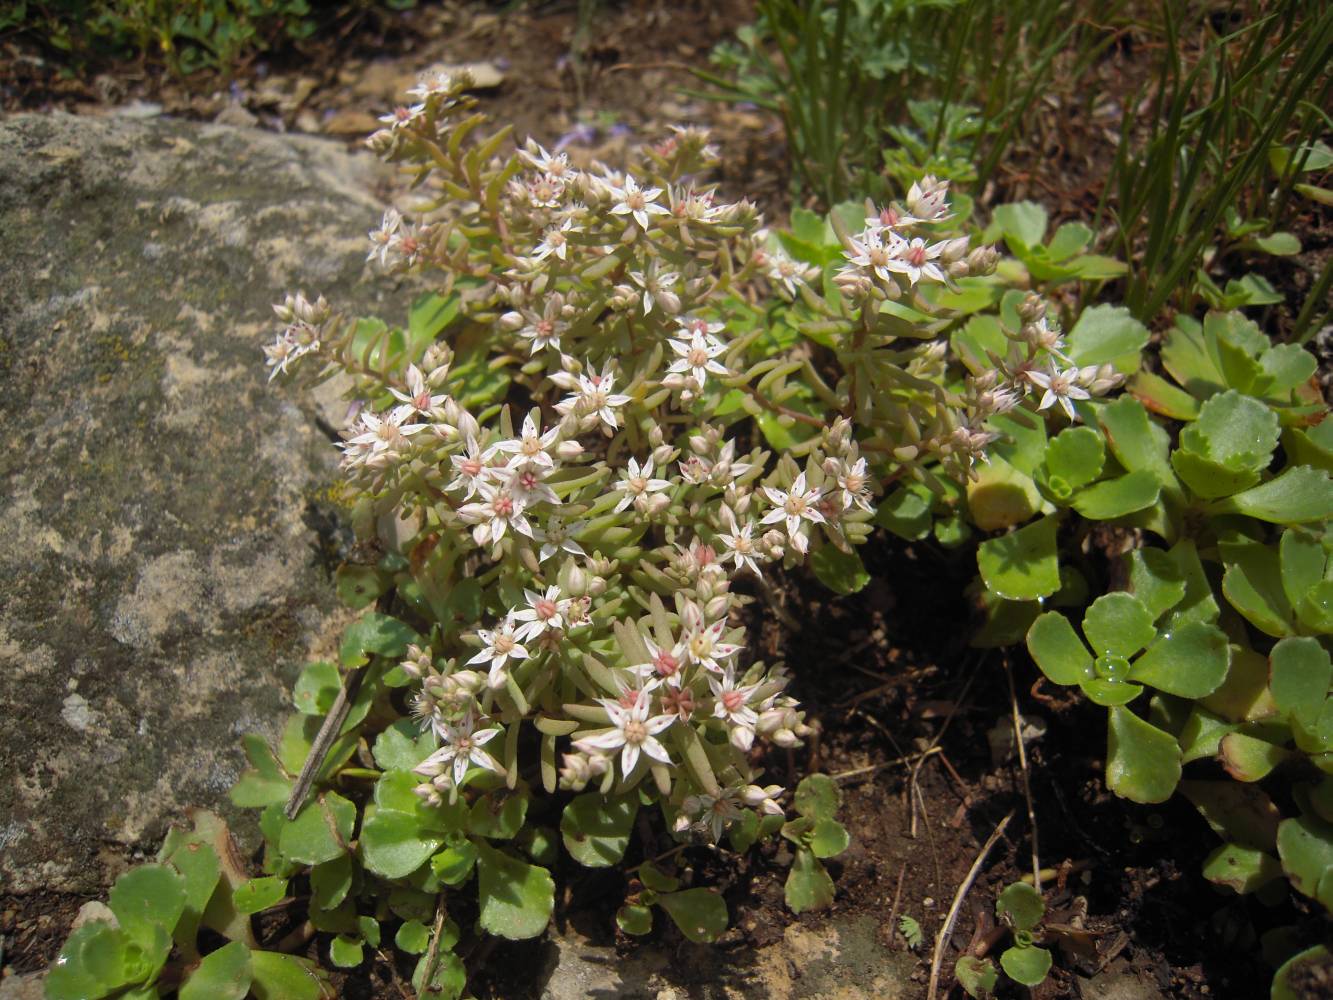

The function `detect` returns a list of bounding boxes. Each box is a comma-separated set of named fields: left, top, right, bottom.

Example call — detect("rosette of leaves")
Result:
left=45, top=813, right=333, bottom=1000
left=1027, top=584, right=1231, bottom=803
left=986, top=200, right=1127, bottom=285
left=614, top=864, right=730, bottom=943
left=1130, top=311, right=1323, bottom=428
left=954, top=882, right=1052, bottom=996
left=970, top=379, right=1331, bottom=646
left=778, top=774, right=850, bottom=913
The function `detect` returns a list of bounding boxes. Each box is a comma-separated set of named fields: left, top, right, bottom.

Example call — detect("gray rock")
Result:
left=0, top=972, right=45, bottom=1000
left=0, top=113, right=399, bottom=894
left=540, top=916, right=917, bottom=999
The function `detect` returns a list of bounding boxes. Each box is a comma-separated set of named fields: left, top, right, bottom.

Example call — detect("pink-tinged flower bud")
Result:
left=657, top=290, right=682, bottom=315
left=643, top=493, right=671, bottom=517
left=413, top=784, right=442, bottom=808
left=940, top=236, right=970, bottom=263
left=772, top=728, right=801, bottom=748
left=705, top=595, right=731, bottom=620
left=730, top=725, right=756, bottom=751
left=366, top=129, right=395, bottom=155
left=499, top=310, right=525, bottom=331
left=555, top=439, right=584, bottom=460
left=966, top=245, right=998, bottom=275
left=947, top=260, right=970, bottom=278
left=1018, top=292, right=1046, bottom=322
left=834, top=266, right=872, bottom=300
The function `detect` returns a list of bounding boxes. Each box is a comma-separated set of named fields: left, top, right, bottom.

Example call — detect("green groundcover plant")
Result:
left=45, top=67, right=1138, bottom=998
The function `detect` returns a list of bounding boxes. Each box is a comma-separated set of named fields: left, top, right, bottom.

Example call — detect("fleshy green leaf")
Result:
left=794, top=773, right=842, bottom=818
left=810, top=545, right=870, bottom=595
left=994, top=200, right=1047, bottom=249
left=469, top=788, right=530, bottom=840
left=1179, top=780, right=1280, bottom=850
left=179, top=941, right=251, bottom=1000
left=293, top=661, right=341, bottom=715
left=361, top=809, right=444, bottom=880
left=1097, top=397, right=1178, bottom=495
left=996, top=882, right=1044, bottom=931
left=1211, top=465, right=1333, bottom=524
left=476, top=843, right=555, bottom=940
left=279, top=793, right=355, bottom=866
left=1219, top=731, right=1291, bottom=781
left=232, top=877, right=288, bottom=915
left=1277, top=815, right=1333, bottom=906
left=1201, top=843, right=1282, bottom=894
left=1280, top=529, right=1327, bottom=610
left=809, top=818, right=850, bottom=859
left=977, top=515, right=1061, bottom=601
left=785, top=846, right=835, bottom=913
left=1000, top=945, right=1052, bottom=987
left=395, top=919, right=432, bottom=954
left=339, top=613, right=420, bottom=668
left=372, top=720, right=436, bottom=772
left=329, top=935, right=364, bottom=969
left=656, top=888, right=730, bottom=943
left=1271, top=637, right=1332, bottom=730
left=1043, top=426, right=1105, bottom=491
left=616, top=904, right=654, bottom=936
left=1026, top=612, right=1093, bottom=686
left=1222, top=540, right=1292, bottom=637
left=44, top=922, right=136, bottom=1000
left=1071, top=469, right=1161, bottom=520
left=639, top=864, right=681, bottom=894
left=1126, top=548, right=1188, bottom=621
left=310, top=855, right=354, bottom=911
left=1066, top=304, right=1150, bottom=370
left=249, top=951, right=333, bottom=1000
left=109, top=864, right=187, bottom=950
left=1128, top=622, right=1230, bottom=698
left=1083, top=593, right=1155, bottom=659
left=954, top=955, right=999, bottom=998
left=230, top=734, right=293, bottom=808
left=431, top=840, right=479, bottom=886
left=560, top=793, right=638, bottom=867
left=1179, top=391, right=1279, bottom=473
left=1273, top=945, right=1333, bottom=1000
left=1107, top=706, right=1181, bottom=803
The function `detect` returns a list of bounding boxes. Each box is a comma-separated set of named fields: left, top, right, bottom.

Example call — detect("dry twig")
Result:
left=926, top=811, right=1015, bottom=1000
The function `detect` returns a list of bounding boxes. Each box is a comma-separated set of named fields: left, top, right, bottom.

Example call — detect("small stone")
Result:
left=323, top=109, right=382, bottom=137
left=213, top=102, right=259, bottom=129
left=71, top=901, right=118, bottom=931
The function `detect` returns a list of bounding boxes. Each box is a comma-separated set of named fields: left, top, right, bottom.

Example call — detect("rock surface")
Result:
left=0, top=112, right=399, bottom=894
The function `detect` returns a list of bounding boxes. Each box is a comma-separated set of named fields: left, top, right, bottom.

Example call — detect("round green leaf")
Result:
left=1273, top=945, right=1333, bottom=1000
left=995, top=882, right=1044, bottom=931
left=1071, top=470, right=1162, bottom=520
left=1107, top=706, right=1181, bottom=804
left=809, top=818, right=850, bottom=859
left=1000, top=944, right=1052, bottom=987
left=657, top=888, right=729, bottom=943
left=310, top=855, right=354, bottom=911
left=1026, top=612, right=1093, bottom=686
left=794, top=773, right=842, bottom=818
left=1271, top=636, right=1332, bottom=729
left=469, top=789, right=531, bottom=840
left=1126, top=547, right=1188, bottom=622
left=1212, top=465, right=1333, bottom=525
left=44, top=922, right=134, bottom=1000
left=1279, top=529, right=1326, bottom=609
left=1298, top=580, right=1333, bottom=634
left=1201, top=842, right=1282, bottom=894
left=1079, top=677, right=1144, bottom=707
left=431, top=839, right=479, bottom=886
left=1179, top=390, right=1279, bottom=473
left=810, top=545, right=870, bottom=595
left=1219, top=731, right=1291, bottom=782
left=1128, top=621, right=1230, bottom=698
left=560, top=793, right=638, bottom=867
left=329, top=935, right=364, bottom=969
left=249, top=950, right=333, bottom=1000
left=639, top=864, right=681, bottom=894
left=180, top=941, right=252, bottom=1000
left=412, top=949, right=467, bottom=1000
left=279, top=793, right=355, bottom=866
left=1083, top=593, right=1155, bottom=659
left=361, top=808, right=444, bottom=880
left=232, top=876, right=288, bottom=915
left=954, top=955, right=999, bottom=998
left=978, top=515, right=1061, bottom=601
left=476, top=843, right=554, bottom=940
left=1277, top=814, right=1333, bottom=904
left=1171, top=448, right=1261, bottom=499
left=372, top=720, right=436, bottom=771
left=616, top=904, right=654, bottom=936
left=395, top=919, right=432, bottom=955
left=293, top=661, right=340, bottom=715
left=785, top=847, right=835, bottom=914
left=1044, top=427, right=1105, bottom=491
left=109, top=864, right=187, bottom=948
left=1066, top=303, right=1149, bottom=368
left=339, top=612, right=420, bottom=667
